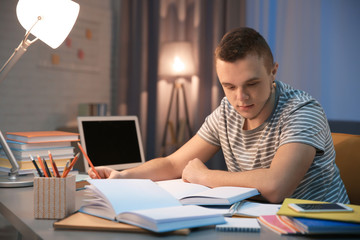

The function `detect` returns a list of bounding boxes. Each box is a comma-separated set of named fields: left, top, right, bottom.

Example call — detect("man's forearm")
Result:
left=189, top=143, right=315, bottom=203
left=120, top=157, right=182, bottom=181
left=200, top=168, right=290, bottom=203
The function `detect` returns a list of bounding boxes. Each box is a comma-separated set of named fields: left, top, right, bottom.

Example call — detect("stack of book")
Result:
left=0, top=131, right=79, bottom=175
left=258, top=198, right=360, bottom=235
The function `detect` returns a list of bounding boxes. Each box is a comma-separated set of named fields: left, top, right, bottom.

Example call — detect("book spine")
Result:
left=216, top=227, right=260, bottom=232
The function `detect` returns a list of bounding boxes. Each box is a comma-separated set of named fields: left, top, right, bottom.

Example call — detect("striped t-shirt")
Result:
left=198, top=80, right=349, bottom=203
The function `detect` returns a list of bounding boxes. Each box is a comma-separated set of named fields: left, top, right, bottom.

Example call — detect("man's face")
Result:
left=216, top=54, right=278, bottom=127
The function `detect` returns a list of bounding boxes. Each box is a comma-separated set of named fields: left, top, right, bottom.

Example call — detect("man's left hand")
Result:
left=181, top=158, right=209, bottom=185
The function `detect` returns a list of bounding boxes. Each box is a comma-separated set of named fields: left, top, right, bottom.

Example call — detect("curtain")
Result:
left=112, top=0, right=246, bottom=170
left=112, top=0, right=360, bottom=168
left=111, top=0, right=160, bottom=159
left=246, top=0, right=322, bottom=100
left=156, top=0, right=246, bottom=170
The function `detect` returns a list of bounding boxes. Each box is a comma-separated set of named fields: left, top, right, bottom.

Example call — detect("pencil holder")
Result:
left=34, top=175, right=76, bottom=219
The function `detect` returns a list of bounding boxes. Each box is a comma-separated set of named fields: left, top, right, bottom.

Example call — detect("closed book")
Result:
left=0, top=168, right=35, bottom=175
left=0, top=157, right=69, bottom=170
left=156, top=179, right=259, bottom=205
left=79, top=179, right=226, bottom=233
left=290, top=217, right=360, bottom=234
left=0, top=153, right=75, bottom=161
left=6, top=131, right=79, bottom=143
left=215, top=217, right=260, bottom=232
left=277, top=198, right=360, bottom=224
left=258, top=215, right=301, bottom=235
left=0, top=157, right=69, bottom=175
left=6, top=140, right=71, bottom=150
left=11, top=147, right=74, bottom=158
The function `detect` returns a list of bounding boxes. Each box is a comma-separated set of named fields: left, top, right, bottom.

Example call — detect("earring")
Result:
left=272, top=81, right=276, bottom=89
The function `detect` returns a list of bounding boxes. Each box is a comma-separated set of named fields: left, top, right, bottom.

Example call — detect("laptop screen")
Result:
left=77, top=116, right=145, bottom=171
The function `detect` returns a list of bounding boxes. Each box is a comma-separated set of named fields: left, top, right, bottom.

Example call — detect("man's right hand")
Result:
left=88, top=166, right=122, bottom=179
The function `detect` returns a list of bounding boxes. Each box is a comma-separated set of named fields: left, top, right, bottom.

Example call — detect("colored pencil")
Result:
left=61, top=160, right=70, bottom=178
left=62, top=152, right=80, bottom=178
left=30, top=155, right=43, bottom=177
left=48, top=151, right=60, bottom=177
left=37, top=155, right=49, bottom=177
left=77, top=142, right=101, bottom=179
left=42, top=158, right=52, bottom=177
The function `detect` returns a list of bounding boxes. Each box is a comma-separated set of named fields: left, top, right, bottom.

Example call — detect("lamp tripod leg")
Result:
left=161, top=83, right=176, bottom=156
left=180, top=83, right=193, bottom=138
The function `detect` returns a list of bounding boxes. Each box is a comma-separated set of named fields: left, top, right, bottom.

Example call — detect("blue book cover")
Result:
left=292, top=217, right=360, bottom=234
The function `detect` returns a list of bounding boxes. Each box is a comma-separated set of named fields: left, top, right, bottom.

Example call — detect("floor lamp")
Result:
left=0, top=0, right=80, bottom=187
left=158, top=41, right=196, bottom=156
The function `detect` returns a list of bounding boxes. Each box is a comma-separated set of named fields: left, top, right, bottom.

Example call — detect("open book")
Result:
left=79, top=179, right=225, bottom=233
left=156, top=179, right=259, bottom=205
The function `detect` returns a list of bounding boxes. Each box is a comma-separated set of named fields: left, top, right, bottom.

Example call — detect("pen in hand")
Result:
left=77, top=142, right=101, bottom=179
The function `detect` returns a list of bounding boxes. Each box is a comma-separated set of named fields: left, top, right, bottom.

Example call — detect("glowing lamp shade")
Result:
left=16, top=0, right=80, bottom=49
left=159, top=41, right=195, bottom=77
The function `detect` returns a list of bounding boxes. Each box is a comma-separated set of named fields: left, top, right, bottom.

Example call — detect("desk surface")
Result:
left=0, top=180, right=359, bottom=240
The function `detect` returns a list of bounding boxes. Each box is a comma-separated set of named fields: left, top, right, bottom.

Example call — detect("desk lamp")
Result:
left=158, top=41, right=196, bottom=156
left=0, top=0, right=80, bottom=187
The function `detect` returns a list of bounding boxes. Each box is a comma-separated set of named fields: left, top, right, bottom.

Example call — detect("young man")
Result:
left=89, top=27, right=349, bottom=204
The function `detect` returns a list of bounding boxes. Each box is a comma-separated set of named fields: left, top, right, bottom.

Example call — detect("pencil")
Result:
left=48, top=151, right=60, bottom=177
left=61, top=160, right=70, bottom=178
left=37, top=155, right=49, bottom=177
left=62, top=152, right=80, bottom=178
left=30, top=155, right=43, bottom=177
left=77, top=142, right=101, bottom=179
left=42, top=157, right=52, bottom=177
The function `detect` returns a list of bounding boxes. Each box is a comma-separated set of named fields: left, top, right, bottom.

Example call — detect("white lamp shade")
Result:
left=16, top=0, right=80, bottom=49
left=159, top=41, right=196, bottom=77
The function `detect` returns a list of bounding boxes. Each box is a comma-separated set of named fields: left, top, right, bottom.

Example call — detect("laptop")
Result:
left=77, top=116, right=145, bottom=172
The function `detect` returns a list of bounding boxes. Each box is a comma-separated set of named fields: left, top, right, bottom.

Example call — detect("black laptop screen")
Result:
left=80, top=120, right=143, bottom=168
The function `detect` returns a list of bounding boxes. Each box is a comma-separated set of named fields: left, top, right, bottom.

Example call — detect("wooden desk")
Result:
left=0, top=182, right=358, bottom=240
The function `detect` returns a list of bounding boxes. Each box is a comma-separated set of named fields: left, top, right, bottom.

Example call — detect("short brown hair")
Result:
left=215, top=27, right=274, bottom=72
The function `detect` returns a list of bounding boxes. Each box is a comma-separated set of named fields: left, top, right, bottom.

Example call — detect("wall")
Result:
left=0, top=0, right=112, bottom=132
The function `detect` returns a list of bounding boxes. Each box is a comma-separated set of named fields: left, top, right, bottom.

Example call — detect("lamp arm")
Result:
left=0, top=38, right=39, bottom=84
left=0, top=18, right=40, bottom=177
left=0, top=131, right=19, bottom=179
left=0, top=16, right=41, bottom=84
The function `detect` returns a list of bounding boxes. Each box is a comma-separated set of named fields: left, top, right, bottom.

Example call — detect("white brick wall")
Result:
left=0, top=0, right=113, bottom=132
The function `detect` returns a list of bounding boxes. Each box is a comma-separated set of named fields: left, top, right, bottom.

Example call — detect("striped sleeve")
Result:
left=197, top=105, right=222, bottom=147
left=279, top=99, right=328, bottom=155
